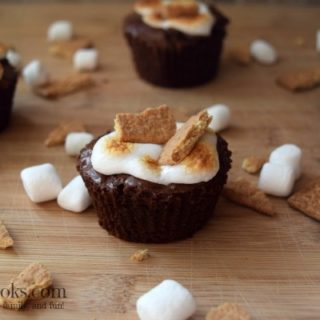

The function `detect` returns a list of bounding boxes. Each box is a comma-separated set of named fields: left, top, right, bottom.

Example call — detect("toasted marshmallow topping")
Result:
left=91, top=130, right=219, bottom=185
left=134, top=0, right=163, bottom=16
left=136, top=0, right=215, bottom=36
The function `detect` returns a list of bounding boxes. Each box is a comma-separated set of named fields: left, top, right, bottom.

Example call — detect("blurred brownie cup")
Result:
left=0, top=53, right=18, bottom=132
left=123, top=0, right=229, bottom=88
left=78, top=105, right=231, bottom=243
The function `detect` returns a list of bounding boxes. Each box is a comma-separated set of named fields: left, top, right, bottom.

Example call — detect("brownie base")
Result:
left=123, top=5, right=229, bottom=88
left=78, top=134, right=232, bottom=243
left=0, top=58, right=18, bottom=132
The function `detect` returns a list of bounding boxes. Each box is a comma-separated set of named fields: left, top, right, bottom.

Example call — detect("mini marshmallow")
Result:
left=136, top=279, right=196, bottom=320
left=65, top=132, right=94, bottom=156
left=22, top=60, right=50, bottom=87
left=6, top=50, right=21, bottom=68
left=47, top=20, right=73, bottom=42
left=73, top=48, right=99, bottom=72
left=269, top=144, right=302, bottom=179
left=250, top=40, right=277, bottom=65
left=316, top=30, right=320, bottom=52
left=57, top=175, right=91, bottom=213
left=258, top=162, right=295, bottom=197
left=21, top=163, right=63, bottom=203
left=207, top=104, right=231, bottom=132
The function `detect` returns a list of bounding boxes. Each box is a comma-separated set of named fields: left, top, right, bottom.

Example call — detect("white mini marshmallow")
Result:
left=258, top=162, right=295, bottom=197
left=73, top=48, right=99, bottom=72
left=6, top=50, right=21, bottom=68
left=207, top=104, right=231, bottom=132
left=136, top=279, right=196, bottom=320
left=316, top=30, right=320, bottom=52
left=65, top=132, right=94, bottom=156
left=21, top=163, right=63, bottom=203
left=57, top=175, right=91, bottom=213
left=47, top=20, right=73, bottom=42
left=250, top=40, right=277, bottom=65
left=22, top=60, right=50, bottom=87
left=269, top=144, right=302, bottom=179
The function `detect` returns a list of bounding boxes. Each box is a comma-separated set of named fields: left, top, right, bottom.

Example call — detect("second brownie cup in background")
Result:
left=78, top=106, right=232, bottom=243
left=123, top=0, right=229, bottom=88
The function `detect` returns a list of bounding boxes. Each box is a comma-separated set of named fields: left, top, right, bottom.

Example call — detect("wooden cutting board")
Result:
left=0, top=2, right=320, bottom=319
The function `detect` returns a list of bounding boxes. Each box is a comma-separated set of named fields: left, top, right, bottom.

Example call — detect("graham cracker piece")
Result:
left=114, top=105, right=176, bottom=144
left=164, top=1, right=199, bottom=18
left=35, top=74, right=94, bottom=99
left=276, top=68, right=320, bottom=92
left=206, top=303, right=251, bottom=320
left=223, top=178, right=275, bottom=217
left=45, top=120, right=85, bottom=147
left=0, top=220, right=14, bottom=249
left=159, top=110, right=211, bottom=165
left=242, top=156, right=265, bottom=174
left=288, top=179, right=320, bottom=221
left=130, top=249, right=150, bottom=262
left=49, top=38, right=94, bottom=59
left=229, top=45, right=251, bottom=66
left=0, top=262, right=52, bottom=310
left=0, top=42, right=10, bottom=55
left=0, top=64, right=4, bottom=80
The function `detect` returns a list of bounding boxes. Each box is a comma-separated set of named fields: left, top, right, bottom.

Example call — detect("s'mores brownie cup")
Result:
left=78, top=105, right=231, bottom=243
left=123, top=0, right=229, bottom=88
left=0, top=56, right=18, bottom=132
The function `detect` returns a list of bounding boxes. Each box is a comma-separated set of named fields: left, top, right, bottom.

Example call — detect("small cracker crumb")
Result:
left=242, top=156, right=265, bottom=174
left=288, top=179, right=320, bottom=221
left=0, top=42, right=10, bottom=55
left=0, top=262, right=52, bottom=309
left=294, top=36, right=305, bottom=47
left=45, top=120, right=85, bottom=147
left=49, top=38, right=94, bottom=59
left=229, top=45, right=251, bottom=66
left=223, top=178, right=275, bottom=217
left=0, top=221, right=14, bottom=249
left=35, top=74, right=94, bottom=99
left=276, top=68, right=320, bottom=92
left=130, top=249, right=150, bottom=262
left=206, top=303, right=251, bottom=320
left=115, top=105, right=176, bottom=144
left=159, top=110, right=211, bottom=165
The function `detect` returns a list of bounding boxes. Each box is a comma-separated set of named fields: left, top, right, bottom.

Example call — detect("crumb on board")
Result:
left=223, top=178, right=276, bottom=217
left=130, top=249, right=150, bottom=262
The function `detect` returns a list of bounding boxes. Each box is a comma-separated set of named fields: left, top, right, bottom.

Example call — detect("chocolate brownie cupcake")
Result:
left=124, top=0, right=229, bottom=88
left=0, top=57, right=18, bottom=132
left=78, top=106, right=231, bottom=243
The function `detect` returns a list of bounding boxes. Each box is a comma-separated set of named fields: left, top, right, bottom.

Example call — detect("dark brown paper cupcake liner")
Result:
left=123, top=5, right=229, bottom=88
left=78, top=135, right=232, bottom=243
left=0, top=58, right=18, bottom=132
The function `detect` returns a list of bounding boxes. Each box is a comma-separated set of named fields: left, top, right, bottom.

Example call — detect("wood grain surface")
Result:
left=0, top=2, right=320, bottom=319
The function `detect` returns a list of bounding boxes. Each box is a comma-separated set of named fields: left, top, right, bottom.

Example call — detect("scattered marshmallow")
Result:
left=22, top=60, right=50, bottom=87
left=6, top=50, right=21, bottom=68
left=258, top=162, right=295, bottom=197
left=21, top=163, right=63, bottom=203
left=250, top=40, right=277, bottom=65
left=207, top=104, right=231, bottom=132
left=65, top=132, right=94, bottom=156
left=136, top=279, right=196, bottom=320
left=269, top=144, right=302, bottom=179
left=57, top=175, right=91, bottom=213
left=316, top=30, right=320, bottom=52
left=47, top=20, right=73, bottom=42
left=73, top=48, right=99, bottom=72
